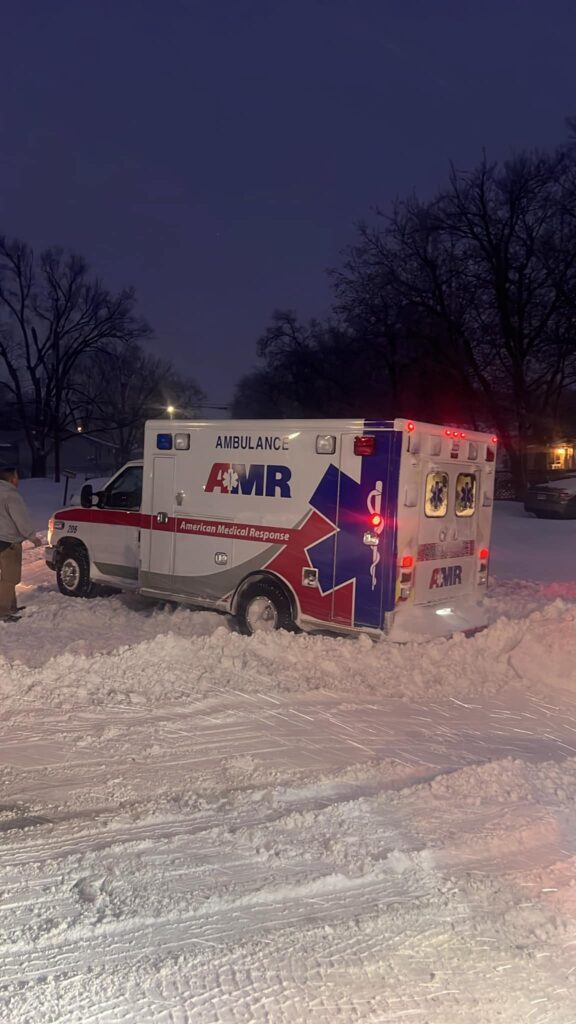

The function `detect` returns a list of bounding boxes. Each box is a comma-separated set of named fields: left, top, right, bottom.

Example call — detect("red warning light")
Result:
left=406, top=421, right=415, bottom=432
left=460, top=431, right=466, bottom=439
left=354, top=435, right=376, bottom=456
left=491, top=435, right=498, bottom=445
left=401, top=554, right=414, bottom=569
left=479, top=548, right=489, bottom=560
left=370, top=512, right=383, bottom=528
left=444, top=429, right=452, bottom=437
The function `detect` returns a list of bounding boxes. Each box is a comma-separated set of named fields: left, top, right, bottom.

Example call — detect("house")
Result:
left=525, top=439, right=576, bottom=477
left=495, top=436, right=576, bottom=498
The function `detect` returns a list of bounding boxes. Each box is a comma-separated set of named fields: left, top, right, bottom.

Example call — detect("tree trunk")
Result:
left=507, top=448, right=529, bottom=501
left=30, top=450, right=47, bottom=477
left=53, top=335, right=62, bottom=483
left=54, top=423, right=61, bottom=483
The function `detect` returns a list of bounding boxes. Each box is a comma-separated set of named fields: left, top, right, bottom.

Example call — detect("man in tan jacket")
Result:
left=0, top=467, right=42, bottom=622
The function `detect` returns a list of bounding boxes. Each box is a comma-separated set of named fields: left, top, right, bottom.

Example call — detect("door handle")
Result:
left=156, top=512, right=169, bottom=524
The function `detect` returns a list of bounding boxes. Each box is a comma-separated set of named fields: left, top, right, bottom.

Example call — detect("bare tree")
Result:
left=336, top=151, right=576, bottom=493
left=74, top=342, right=205, bottom=463
left=0, top=238, right=151, bottom=478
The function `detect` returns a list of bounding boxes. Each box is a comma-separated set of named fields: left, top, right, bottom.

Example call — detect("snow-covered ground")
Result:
left=1, top=488, right=576, bottom=1022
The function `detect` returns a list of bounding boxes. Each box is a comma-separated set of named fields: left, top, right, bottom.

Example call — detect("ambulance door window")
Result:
left=455, top=472, right=476, bottom=517
left=103, top=466, right=143, bottom=510
left=424, top=471, right=448, bottom=517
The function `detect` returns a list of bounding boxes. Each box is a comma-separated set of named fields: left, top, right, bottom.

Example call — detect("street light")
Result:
left=166, top=405, right=175, bottom=420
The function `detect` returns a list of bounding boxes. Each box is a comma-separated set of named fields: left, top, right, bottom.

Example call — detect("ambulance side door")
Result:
left=333, top=431, right=399, bottom=628
left=171, top=453, right=233, bottom=604
left=90, top=465, right=143, bottom=586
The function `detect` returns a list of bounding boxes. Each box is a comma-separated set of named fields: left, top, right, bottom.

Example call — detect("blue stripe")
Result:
left=308, top=430, right=402, bottom=628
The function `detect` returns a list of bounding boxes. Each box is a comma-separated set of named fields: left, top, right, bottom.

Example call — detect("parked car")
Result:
left=524, top=475, right=576, bottom=518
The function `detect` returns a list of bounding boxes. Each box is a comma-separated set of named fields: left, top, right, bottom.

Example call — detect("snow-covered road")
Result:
left=1, top=496, right=576, bottom=1022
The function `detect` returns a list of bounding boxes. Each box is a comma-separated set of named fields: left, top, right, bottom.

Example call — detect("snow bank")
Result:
left=18, top=478, right=69, bottom=530
left=17, top=476, right=110, bottom=532
left=2, top=501, right=576, bottom=1023
left=491, top=500, right=576, bottom=583
left=3, top=588, right=576, bottom=711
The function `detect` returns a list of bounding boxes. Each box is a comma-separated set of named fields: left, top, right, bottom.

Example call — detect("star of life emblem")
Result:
left=222, top=468, right=239, bottom=492
left=367, top=480, right=384, bottom=590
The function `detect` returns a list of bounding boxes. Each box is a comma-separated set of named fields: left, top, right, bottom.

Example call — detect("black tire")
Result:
left=236, top=580, right=295, bottom=636
left=56, top=546, right=96, bottom=599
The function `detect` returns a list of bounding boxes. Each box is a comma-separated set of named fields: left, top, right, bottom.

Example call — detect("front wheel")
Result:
left=56, top=547, right=96, bottom=598
left=236, top=581, right=295, bottom=636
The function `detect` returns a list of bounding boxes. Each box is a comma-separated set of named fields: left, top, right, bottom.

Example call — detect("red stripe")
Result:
left=54, top=508, right=295, bottom=544
left=55, top=508, right=150, bottom=528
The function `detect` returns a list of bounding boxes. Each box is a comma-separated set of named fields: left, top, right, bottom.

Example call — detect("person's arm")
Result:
left=6, top=492, right=42, bottom=545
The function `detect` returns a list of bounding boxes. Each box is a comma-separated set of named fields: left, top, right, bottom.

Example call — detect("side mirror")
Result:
left=80, top=483, right=93, bottom=509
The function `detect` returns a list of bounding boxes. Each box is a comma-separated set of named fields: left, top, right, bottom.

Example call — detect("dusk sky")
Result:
left=1, top=0, right=574, bottom=406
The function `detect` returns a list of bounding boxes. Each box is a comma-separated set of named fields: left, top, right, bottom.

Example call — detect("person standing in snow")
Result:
left=0, top=467, right=42, bottom=622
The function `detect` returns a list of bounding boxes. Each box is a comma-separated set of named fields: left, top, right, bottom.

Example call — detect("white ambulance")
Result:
left=45, top=418, right=496, bottom=641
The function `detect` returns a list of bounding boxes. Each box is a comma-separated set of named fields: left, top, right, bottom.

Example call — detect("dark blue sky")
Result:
left=1, top=0, right=574, bottom=405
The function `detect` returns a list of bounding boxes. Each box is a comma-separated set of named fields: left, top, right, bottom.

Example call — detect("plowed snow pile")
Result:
left=1, top=495, right=576, bottom=1023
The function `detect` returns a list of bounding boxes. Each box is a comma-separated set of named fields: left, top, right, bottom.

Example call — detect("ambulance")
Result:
left=45, top=418, right=496, bottom=641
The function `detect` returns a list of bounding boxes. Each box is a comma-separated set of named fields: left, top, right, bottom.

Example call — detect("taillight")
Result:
left=370, top=512, right=383, bottom=528
left=397, top=553, right=415, bottom=602
left=478, top=547, right=489, bottom=586
left=354, top=435, right=376, bottom=456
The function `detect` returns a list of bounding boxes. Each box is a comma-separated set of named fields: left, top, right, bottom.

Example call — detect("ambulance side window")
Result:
left=103, top=467, right=143, bottom=511
left=424, top=471, right=448, bottom=518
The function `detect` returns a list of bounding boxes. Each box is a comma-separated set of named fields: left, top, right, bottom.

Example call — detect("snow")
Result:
left=1, top=486, right=576, bottom=1022
left=490, top=499, right=576, bottom=588
left=19, top=477, right=71, bottom=521
left=18, top=475, right=110, bottom=517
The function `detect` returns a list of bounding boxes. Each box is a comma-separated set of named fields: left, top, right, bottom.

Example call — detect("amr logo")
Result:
left=205, top=462, right=292, bottom=498
left=429, top=564, right=463, bottom=589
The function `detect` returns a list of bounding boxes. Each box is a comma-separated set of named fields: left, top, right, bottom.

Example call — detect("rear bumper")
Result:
left=387, top=597, right=487, bottom=643
left=45, top=545, right=57, bottom=570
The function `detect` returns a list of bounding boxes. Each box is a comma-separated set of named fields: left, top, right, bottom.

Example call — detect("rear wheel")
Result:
left=236, top=580, right=295, bottom=636
left=56, top=547, right=96, bottom=599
